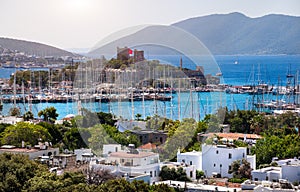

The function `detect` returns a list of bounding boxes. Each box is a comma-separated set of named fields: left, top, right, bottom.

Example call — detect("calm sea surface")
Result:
left=1, top=55, right=300, bottom=120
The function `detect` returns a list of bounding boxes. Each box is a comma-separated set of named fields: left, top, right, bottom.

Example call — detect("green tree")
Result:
left=150, top=183, right=176, bottom=192
left=88, top=124, right=114, bottom=156
left=23, top=111, right=34, bottom=121
left=101, top=178, right=136, bottom=192
left=38, top=106, right=59, bottom=123
left=196, top=170, right=205, bottom=182
left=159, top=165, right=191, bottom=182
left=9, top=107, right=20, bottom=116
left=204, top=114, right=221, bottom=133
left=1, top=122, right=52, bottom=147
left=229, top=116, right=244, bottom=133
left=0, top=153, right=47, bottom=192
left=24, top=171, right=89, bottom=192
left=228, top=159, right=252, bottom=179
left=0, top=123, right=10, bottom=134
left=252, top=134, right=300, bottom=166
left=63, top=128, right=89, bottom=151
left=162, top=118, right=197, bottom=160
left=135, top=113, right=142, bottom=121
left=249, top=114, right=265, bottom=134
left=97, top=112, right=116, bottom=126
left=37, top=122, right=63, bottom=145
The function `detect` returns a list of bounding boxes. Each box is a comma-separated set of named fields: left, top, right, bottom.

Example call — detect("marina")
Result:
left=0, top=55, right=300, bottom=120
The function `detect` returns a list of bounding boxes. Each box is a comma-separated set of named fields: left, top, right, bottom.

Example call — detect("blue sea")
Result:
left=1, top=55, right=300, bottom=120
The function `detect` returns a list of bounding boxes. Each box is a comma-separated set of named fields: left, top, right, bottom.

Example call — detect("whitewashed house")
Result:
left=74, top=148, right=93, bottom=161
left=177, top=150, right=202, bottom=170
left=177, top=144, right=256, bottom=178
left=252, top=158, right=300, bottom=183
left=276, top=158, right=300, bottom=183
left=106, top=144, right=160, bottom=184
left=252, top=167, right=282, bottom=182
left=202, top=144, right=256, bottom=177
left=161, top=162, right=197, bottom=181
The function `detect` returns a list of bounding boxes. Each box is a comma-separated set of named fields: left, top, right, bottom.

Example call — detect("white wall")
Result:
left=108, top=153, right=159, bottom=167
left=282, top=165, right=300, bottom=183
left=247, top=155, right=256, bottom=170
left=252, top=170, right=268, bottom=181
left=103, top=144, right=121, bottom=156
left=177, top=151, right=202, bottom=170
left=183, top=165, right=197, bottom=181
left=74, top=148, right=92, bottom=161
left=27, top=148, right=59, bottom=159
left=202, top=144, right=247, bottom=177
left=251, top=167, right=281, bottom=182
left=119, top=163, right=160, bottom=184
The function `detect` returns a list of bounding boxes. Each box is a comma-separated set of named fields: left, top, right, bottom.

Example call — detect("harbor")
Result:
left=1, top=55, right=300, bottom=120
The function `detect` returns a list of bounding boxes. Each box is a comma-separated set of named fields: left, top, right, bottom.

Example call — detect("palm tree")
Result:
left=38, top=106, right=58, bottom=123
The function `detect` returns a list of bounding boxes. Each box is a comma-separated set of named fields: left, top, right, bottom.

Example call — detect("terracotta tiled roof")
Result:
left=200, top=132, right=262, bottom=140
left=138, top=143, right=157, bottom=150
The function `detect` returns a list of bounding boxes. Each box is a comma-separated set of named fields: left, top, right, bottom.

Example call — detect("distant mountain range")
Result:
left=0, top=38, right=75, bottom=57
left=173, top=12, right=300, bottom=55
left=89, top=12, right=300, bottom=56
left=1, top=13, right=300, bottom=56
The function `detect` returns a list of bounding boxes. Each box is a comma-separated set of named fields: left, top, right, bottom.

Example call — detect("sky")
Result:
left=0, top=0, right=300, bottom=50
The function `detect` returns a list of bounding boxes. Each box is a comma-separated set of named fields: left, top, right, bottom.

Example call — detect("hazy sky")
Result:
left=0, top=0, right=299, bottom=49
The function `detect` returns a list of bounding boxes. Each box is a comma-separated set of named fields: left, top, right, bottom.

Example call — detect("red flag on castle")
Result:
left=128, top=48, right=133, bottom=55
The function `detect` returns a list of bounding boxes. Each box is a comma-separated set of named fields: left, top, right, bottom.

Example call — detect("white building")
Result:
left=276, top=158, right=300, bottom=183
left=107, top=147, right=160, bottom=184
left=103, top=144, right=122, bottom=157
left=252, top=158, right=300, bottom=183
left=253, top=180, right=296, bottom=192
left=161, top=162, right=197, bottom=181
left=74, top=148, right=93, bottom=161
left=177, top=144, right=256, bottom=178
left=177, top=150, right=202, bottom=170
left=0, top=145, right=59, bottom=160
left=252, top=167, right=282, bottom=182
left=202, top=144, right=255, bottom=177
left=0, top=116, right=23, bottom=124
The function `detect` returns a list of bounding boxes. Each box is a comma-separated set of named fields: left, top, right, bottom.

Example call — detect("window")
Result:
left=115, top=147, right=118, bottom=152
left=190, top=171, right=193, bottom=178
left=150, top=171, right=153, bottom=177
left=228, top=165, right=232, bottom=171
left=216, top=150, right=219, bottom=154
left=254, top=178, right=258, bottom=181
left=243, top=153, right=245, bottom=158
left=214, top=164, right=216, bottom=167
left=121, top=159, right=124, bottom=163
left=229, top=153, right=232, bottom=159
left=154, top=171, right=157, bottom=177
left=190, top=161, right=192, bottom=165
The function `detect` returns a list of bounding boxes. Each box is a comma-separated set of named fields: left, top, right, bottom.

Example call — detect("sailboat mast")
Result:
left=178, top=78, right=181, bottom=120
left=13, top=70, right=17, bottom=109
